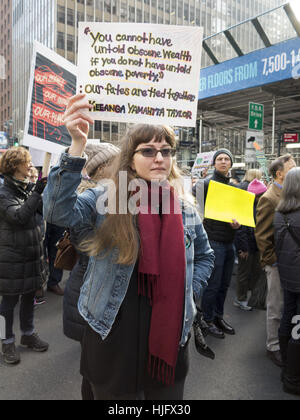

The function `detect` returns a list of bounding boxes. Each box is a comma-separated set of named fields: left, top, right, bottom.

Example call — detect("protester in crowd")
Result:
left=191, top=173, right=200, bottom=188
left=43, top=93, right=215, bottom=400
left=44, top=222, right=65, bottom=295
left=274, top=167, right=300, bottom=396
left=255, top=154, right=296, bottom=368
left=196, top=149, right=240, bottom=339
left=230, top=176, right=240, bottom=185
left=201, top=167, right=208, bottom=179
left=193, top=308, right=215, bottom=360
left=29, top=166, right=39, bottom=184
left=238, top=169, right=262, bottom=191
left=63, top=142, right=120, bottom=400
left=27, top=167, right=48, bottom=305
left=0, top=156, right=4, bottom=185
left=0, top=147, right=49, bottom=365
left=234, top=179, right=267, bottom=311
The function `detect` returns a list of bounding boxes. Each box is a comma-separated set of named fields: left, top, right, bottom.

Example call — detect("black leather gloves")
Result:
left=34, top=177, right=48, bottom=195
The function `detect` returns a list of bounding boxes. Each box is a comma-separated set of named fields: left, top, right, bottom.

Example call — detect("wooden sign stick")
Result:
left=42, top=152, right=52, bottom=177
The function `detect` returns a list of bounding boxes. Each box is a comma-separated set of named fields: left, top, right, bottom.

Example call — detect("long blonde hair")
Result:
left=243, top=169, right=262, bottom=183
left=81, top=124, right=185, bottom=265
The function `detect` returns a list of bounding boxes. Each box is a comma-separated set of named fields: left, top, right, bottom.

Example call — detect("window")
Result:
left=57, top=32, right=65, bottom=50
left=67, top=34, right=74, bottom=52
left=67, top=8, right=75, bottom=26
left=57, top=5, right=65, bottom=24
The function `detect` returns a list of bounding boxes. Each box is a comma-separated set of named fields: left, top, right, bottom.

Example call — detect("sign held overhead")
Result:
left=78, top=23, right=203, bottom=127
left=23, top=42, right=77, bottom=155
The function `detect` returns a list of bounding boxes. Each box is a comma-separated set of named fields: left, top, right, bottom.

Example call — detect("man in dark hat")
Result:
left=197, top=148, right=240, bottom=339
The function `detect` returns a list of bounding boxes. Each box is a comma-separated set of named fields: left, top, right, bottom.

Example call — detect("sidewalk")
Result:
left=0, top=270, right=298, bottom=400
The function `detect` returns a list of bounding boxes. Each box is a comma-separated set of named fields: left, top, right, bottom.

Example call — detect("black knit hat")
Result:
left=212, top=149, right=234, bottom=167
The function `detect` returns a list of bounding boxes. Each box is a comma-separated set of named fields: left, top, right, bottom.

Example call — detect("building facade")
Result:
left=12, top=0, right=286, bottom=164
left=0, top=0, right=12, bottom=141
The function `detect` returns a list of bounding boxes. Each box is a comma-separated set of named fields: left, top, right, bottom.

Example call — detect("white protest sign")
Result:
left=78, top=23, right=203, bottom=127
left=192, top=151, right=215, bottom=174
left=29, top=147, right=60, bottom=168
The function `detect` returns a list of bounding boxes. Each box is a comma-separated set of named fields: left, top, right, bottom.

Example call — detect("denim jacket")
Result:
left=43, top=153, right=214, bottom=346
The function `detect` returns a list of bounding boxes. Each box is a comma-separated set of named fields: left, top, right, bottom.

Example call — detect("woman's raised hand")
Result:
left=63, top=93, right=94, bottom=156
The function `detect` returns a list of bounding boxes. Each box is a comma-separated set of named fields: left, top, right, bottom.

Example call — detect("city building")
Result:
left=12, top=0, right=287, bottom=165
left=0, top=0, right=13, bottom=144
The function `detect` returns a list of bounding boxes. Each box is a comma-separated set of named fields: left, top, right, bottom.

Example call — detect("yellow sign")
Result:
left=204, top=181, right=256, bottom=228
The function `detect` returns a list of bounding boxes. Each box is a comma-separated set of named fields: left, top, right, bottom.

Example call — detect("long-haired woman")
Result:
left=275, top=167, right=300, bottom=396
left=43, top=93, right=214, bottom=400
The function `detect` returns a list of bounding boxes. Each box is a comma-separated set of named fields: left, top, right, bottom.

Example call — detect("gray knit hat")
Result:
left=212, top=148, right=234, bottom=167
left=85, top=142, right=120, bottom=176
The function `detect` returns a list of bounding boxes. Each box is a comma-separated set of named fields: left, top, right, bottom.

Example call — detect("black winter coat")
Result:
left=238, top=181, right=250, bottom=191
left=274, top=210, right=300, bottom=294
left=0, top=176, right=46, bottom=296
left=63, top=252, right=88, bottom=342
left=63, top=213, right=96, bottom=343
left=234, top=202, right=258, bottom=254
left=234, top=225, right=258, bottom=254
left=62, top=179, right=98, bottom=343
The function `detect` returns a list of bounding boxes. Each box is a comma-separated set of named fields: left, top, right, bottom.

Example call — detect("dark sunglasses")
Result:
left=133, top=148, right=176, bottom=158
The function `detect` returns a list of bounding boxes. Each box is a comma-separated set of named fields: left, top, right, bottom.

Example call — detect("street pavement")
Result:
left=0, top=270, right=299, bottom=400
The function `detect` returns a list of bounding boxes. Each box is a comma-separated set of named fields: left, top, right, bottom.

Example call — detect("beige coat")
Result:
left=255, top=183, right=282, bottom=267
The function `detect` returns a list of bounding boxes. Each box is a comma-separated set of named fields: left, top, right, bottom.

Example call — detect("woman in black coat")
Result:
left=0, top=147, right=49, bottom=365
left=63, top=143, right=120, bottom=344
left=62, top=143, right=120, bottom=400
left=275, top=167, right=300, bottom=396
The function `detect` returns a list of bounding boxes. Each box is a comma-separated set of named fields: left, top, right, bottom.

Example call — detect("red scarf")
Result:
left=138, top=182, right=186, bottom=385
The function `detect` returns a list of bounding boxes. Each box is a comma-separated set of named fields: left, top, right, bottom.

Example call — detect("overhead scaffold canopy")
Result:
left=198, top=1, right=300, bottom=156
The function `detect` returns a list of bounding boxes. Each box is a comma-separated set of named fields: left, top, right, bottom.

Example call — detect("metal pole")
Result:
left=272, top=96, right=276, bottom=155
left=277, top=121, right=282, bottom=157
left=199, top=114, right=203, bottom=153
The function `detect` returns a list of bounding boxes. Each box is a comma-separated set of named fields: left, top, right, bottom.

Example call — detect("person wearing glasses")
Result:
left=43, top=93, right=214, bottom=400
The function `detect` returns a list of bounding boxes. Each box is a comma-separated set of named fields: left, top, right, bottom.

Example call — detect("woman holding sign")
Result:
left=43, top=93, right=214, bottom=400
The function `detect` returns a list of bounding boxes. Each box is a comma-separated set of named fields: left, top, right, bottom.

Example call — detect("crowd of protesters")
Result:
left=0, top=95, right=299, bottom=400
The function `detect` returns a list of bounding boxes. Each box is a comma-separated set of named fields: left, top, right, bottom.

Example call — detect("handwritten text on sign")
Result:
left=78, top=23, right=203, bottom=127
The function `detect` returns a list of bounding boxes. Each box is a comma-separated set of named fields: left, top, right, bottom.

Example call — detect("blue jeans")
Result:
left=44, top=223, right=65, bottom=287
left=279, top=289, right=300, bottom=343
left=202, top=241, right=235, bottom=323
left=0, top=292, right=35, bottom=343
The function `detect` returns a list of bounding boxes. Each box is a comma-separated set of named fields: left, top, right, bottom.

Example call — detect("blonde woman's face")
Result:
left=29, top=169, right=38, bottom=183
left=131, top=137, right=173, bottom=182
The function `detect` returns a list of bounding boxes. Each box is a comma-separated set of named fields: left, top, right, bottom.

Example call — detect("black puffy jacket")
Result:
left=63, top=198, right=97, bottom=343
left=274, top=210, right=300, bottom=294
left=63, top=252, right=88, bottom=342
left=0, top=176, right=46, bottom=296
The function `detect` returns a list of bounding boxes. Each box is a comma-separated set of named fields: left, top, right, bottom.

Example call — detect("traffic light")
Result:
left=13, top=137, right=19, bottom=147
